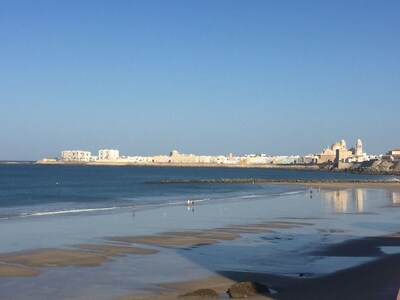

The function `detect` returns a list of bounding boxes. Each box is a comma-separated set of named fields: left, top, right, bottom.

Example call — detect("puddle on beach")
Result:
left=380, top=246, right=400, bottom=254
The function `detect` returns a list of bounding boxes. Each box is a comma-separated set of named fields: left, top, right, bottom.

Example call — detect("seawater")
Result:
left=0, top=164, right=394, bottom=220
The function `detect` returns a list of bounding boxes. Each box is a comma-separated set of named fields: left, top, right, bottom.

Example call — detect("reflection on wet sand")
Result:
left=322, top=188, right=365, bottom=213
left=391, top=192, right=400, bottom=204
left=130, top=205, right=138, bottom=222
left=356, top=189, right=364, bottom=212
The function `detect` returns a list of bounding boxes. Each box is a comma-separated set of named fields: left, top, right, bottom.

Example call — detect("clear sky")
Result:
left=1, top=0, right=399, bottom=160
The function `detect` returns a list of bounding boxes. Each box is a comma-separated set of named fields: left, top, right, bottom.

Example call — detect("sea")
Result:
left=0, top=164, right=395, bottom=221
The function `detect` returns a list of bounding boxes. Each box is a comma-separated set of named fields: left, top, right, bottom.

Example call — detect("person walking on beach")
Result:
left=187, top=199, right=195, bottom=213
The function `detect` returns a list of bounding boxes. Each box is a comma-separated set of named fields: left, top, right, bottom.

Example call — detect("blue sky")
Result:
left=1, top=0, right=399, bottom=160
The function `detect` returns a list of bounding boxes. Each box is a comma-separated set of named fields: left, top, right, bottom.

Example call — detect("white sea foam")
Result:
left=15, top=206, right=122, bottom=219
left=239, top=195, right=258, bottom=199
left=280, top=190, right=305, bottom=196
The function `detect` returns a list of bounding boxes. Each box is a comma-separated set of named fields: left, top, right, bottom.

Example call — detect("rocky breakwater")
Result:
left=349, top=160, right=400, bottom=175
left=146, top=178, right=400, bottom=185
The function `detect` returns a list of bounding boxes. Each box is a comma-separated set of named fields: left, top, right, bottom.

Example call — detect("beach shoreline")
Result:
left=1, top=180, right=399, bottom=299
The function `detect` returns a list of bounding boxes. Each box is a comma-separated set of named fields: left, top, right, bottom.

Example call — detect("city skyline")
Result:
left=43, top=139, right=382, bottom=158
left=46, top=137, right=379, bottom=162
left=1, top=1, right=399, bottom=160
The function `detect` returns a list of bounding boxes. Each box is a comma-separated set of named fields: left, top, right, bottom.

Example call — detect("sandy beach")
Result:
left=0, top=181, right=399, bottom=299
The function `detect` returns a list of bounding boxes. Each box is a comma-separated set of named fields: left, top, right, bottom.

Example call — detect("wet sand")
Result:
left=76, top=244, right=159, bottom=256
left=115, top=233, right=400, bottom=300
left=0, top=248, right=113, bottom=268
left=209, top=221, right=311, bottom=234
left=1, top=230, right=398, bottom=299
left=106, top=235, right=220, bottom=247
left=0, top=245, right=159, bottom=278
left=110, top=185, right=400, bottom=299
left=1, top=183, right=399, bottom=299
left=212, top=227, right=276, bottom=234
left=0, top=264, right=42, bottom=277
left=0, top=220, right=298, bottom=279
left=159, top=231, right=240, bottom=241
left=317, top=228, right=348, bottom=234
left=221, top=236, right=400, bottom=300
left=239, top=222, right=301, bottom=229
left=115, top=275, right=274, bottom=300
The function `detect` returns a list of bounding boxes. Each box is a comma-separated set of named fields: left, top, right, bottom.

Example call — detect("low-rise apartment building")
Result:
left=61, top=150, right=91, bottom=162
left=382, top=149, right=400, bottom=161
left=98, top=149, right=120, bottom=160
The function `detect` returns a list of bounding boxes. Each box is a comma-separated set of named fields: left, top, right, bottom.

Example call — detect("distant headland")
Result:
left=0, top=161, right=34, bottom=165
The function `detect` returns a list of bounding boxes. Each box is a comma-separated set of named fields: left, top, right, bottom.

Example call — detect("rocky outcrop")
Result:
left=227, top=281, right=270, bottom=298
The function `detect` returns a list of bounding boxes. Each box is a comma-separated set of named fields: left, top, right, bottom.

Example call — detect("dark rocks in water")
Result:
left=227, top=281, right=270, bottom=298
left=180, top=288, right=219, bottom=298
left=147, top=178, right=400, bottom=184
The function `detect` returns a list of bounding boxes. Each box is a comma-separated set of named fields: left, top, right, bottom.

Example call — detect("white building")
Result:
left=297, top=154, right=319, bottom=164
left=281, top=155, right=300, bottom=164
left=118, top=156, right=144, bottom=163
left=98, top=149, right=120, bottom=160
left=199, top=156, right=213, bottom=163
left=61, top=150, right=91, bottom=162
left=224, top=153, right=240, bottom=164
left=242, top=154, right=273, bottom=165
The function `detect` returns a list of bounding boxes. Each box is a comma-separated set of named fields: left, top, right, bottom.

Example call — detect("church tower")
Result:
left=355, top=139, right=363, bottom=156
